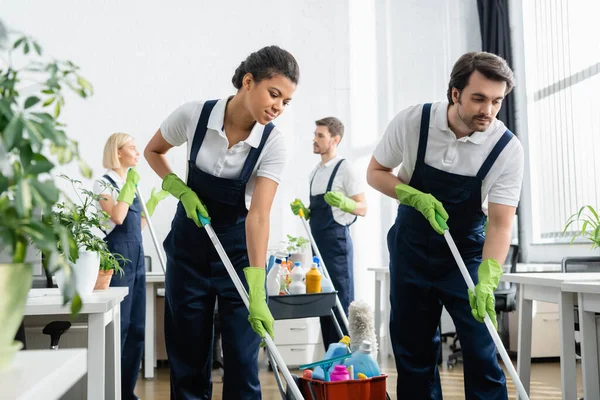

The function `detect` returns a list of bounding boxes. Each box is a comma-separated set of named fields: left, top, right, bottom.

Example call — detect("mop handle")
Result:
left=296, top=203, right=351, bottom=333
left=435, top=214, right=529, bottom=400
left=136, top=187, right=167, bottom=274
left=198, top=214, right=304, bottom=400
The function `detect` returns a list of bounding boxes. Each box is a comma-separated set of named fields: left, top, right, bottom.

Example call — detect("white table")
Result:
left=368, top=267, right=392, bottom=358
left=25, top=287, right=127, bottom=400
left=144, top=272, right=165, bottom=379
left=501, top=272, right=600, bottom=399
left=561, top=281, right=600, bottom=400
left=0, top=349, right=87, bottom=400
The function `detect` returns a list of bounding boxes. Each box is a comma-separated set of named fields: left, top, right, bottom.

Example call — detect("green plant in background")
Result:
left=286, top=234, right=310, bottom=254
left=53, top=175, right=126, bottom=276
left=0, top=26, right=93, bottom=313
left=563, top=205, right=600, bottom=249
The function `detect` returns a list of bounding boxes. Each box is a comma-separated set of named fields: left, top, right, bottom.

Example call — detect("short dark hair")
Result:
left=447, top=52, right=515, bottom=105
left=231, top=45, right=300, bottom=89
left=315, top=117, right=344, bottom=140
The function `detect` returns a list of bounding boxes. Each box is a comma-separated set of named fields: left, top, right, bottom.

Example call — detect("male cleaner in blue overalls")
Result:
left=367, top=52, right=524, bottom=399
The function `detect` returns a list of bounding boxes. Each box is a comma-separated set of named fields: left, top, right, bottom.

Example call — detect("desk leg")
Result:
left=144, top=282, right=155, bottom=379
left=382, top=273, right=392, bottom=358
left=516, top=285, right=532, bottom=399
left=106, top=306, right=121, bottom=400
left=559, top=291, right=577, bottom=400
left=579, top=293, right=599, bottom=400
left=374, top=275, right=382, bottom=356
left=88, top=313, right=106, bottom=400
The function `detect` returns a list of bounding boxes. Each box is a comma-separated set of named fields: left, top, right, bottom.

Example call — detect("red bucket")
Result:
left=299, top=375, right=388, bottom=400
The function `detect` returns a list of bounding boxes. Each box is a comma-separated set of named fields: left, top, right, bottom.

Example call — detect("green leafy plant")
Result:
left=563, top=205, right=600, bottom=249
left=53, top=175, right=126, bottom=276
left=286, top=234, right=310, bottom=254
left=0, top=27, right=93, bottom=313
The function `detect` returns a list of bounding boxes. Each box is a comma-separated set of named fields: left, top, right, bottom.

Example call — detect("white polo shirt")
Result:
left=92, top=169, right=126, bottom=235
left=160, top=98, right=287, bottom=210
left=373, top=101, right=524, bottom=207
left=309, top=155, right=364, bottom=226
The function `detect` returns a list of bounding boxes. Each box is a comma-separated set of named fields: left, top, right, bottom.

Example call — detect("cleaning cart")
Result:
left=265, top=208, right=389, bottom=400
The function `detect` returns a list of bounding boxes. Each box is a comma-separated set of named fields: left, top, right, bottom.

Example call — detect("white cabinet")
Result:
left=509, top=301, right=561, bottom=358
left=273, top=318, right=325, bottom=367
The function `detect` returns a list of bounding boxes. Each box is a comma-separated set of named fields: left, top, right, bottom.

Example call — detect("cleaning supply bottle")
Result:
left=267, top=258, right=282, bottom=296
left=278, top=263, right=290, bottom=295
left=312, top=336, right=350, bottom=380
left=313, top=256, right=334, bottom=292
left=329, top=365, right=351, bottom=382
left=288, top=263, right=306, bottom=294
left=344, top=340, right=380, bottom=379
left=305, top=262, right=322, bottom=293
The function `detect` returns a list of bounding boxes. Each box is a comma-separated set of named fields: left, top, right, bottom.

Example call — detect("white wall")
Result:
left=2, top=0, right=481, bottom=309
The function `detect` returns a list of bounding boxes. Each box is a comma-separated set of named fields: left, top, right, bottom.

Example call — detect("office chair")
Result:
left=39, top=261, right=72, bottom=349
left=446, top=244, right=519, bottom=368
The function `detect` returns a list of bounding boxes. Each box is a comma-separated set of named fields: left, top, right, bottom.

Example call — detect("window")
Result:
left=515, top=0, right=600, bottom=258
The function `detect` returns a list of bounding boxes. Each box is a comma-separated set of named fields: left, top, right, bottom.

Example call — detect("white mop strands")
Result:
left=348, top=300, right=379, bottom=359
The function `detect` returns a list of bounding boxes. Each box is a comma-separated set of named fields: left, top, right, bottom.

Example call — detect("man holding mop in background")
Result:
left=291, top=117, right=367, bottom=350
left=367, top=52, right=524, bottom=399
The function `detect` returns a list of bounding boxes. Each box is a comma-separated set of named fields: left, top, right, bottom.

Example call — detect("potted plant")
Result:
left=0, top=23, right=93, bottom=369
left=286, top=234, right=311, bottom=267
left=564, top=205, right=600, bottom=248
left=52, top=175, right=125, bottom=293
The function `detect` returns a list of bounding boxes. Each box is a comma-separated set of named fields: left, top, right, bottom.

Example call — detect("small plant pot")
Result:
left=94, top=269, right=114, bottom=290
left=56, top=250, right=100, bottom=296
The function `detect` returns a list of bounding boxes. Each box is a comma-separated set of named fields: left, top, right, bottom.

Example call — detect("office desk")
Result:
left=501, top=272, right=600, bottom=399
left=145, top=272, right=165, bottom=379
left=25, top=287, right=127, bottom=400
left=0, top=349, right=87, bottom=400
left=561, top=281, right=600, bottom=400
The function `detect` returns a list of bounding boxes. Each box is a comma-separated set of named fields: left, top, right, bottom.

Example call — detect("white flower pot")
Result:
left=55, top=250, right=100, bottom=296
left=288, top=246, right=312, bottom=269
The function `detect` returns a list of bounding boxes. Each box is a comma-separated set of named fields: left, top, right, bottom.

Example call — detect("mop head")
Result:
left=348, top=299, right=378, bottom=359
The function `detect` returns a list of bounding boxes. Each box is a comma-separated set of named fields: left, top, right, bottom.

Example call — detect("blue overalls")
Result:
left=388, top=104, right=513, bottom=399
left=104, top=174, right=146, bottom=400
left=309, top=159, right=356, bottom=349
left=163, top=100, right=274, bottom=400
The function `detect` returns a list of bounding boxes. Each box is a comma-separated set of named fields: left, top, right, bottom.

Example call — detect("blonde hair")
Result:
left=103, top=133, right=134, bottom=169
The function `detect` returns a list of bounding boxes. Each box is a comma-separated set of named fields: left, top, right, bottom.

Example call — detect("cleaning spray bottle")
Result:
left=288, top=262, right=306, bottom=294
left=267, top=257, right=282, bottom=296
left=344, top=340, right=380, bottom=379
left=312, top=336, right=350, bottom=380
left=313, top=256, right=334, bottom=292
left=305, top=262, right=322, bottom=293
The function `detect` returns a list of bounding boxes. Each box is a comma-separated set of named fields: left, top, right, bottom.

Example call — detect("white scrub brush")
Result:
left=348, top=299, right=378, bottom=359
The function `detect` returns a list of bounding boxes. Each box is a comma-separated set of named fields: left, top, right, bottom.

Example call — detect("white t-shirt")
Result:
left=160, top=98, right=287, bottom=210
left=92, top=169, right=127, bottom=235
left=373, top=101, right=524, bottom=207
left=309, top=155, right=364, bottom=226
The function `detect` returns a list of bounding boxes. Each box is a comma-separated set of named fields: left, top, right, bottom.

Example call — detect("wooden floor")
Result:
left=136, top=354, right=583, bottom=400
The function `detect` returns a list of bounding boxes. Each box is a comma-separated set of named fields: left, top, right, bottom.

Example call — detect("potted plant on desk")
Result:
left=564, top=205, right=600, bottom=249
left=0, top=23, right=93, bottom=369
left=286, top=234, right=311, bottom=267
left=52, top=175, right=125, bottom=293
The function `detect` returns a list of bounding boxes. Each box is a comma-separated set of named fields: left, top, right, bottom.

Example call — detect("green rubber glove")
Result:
left=290, top=198, right=310, bottom=220
left=324, top=191, right=356, bottom=213
left=394, top=183, right=449, bottom=235
left=244, top=267, right=275, bottom=339
left=142, top=187, right=170, bottom=218
left=117, top=168, right=140, bottom=205
left=162, top=173, right=209, bottom=227
left=468, top=258, right=503, bottom=330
